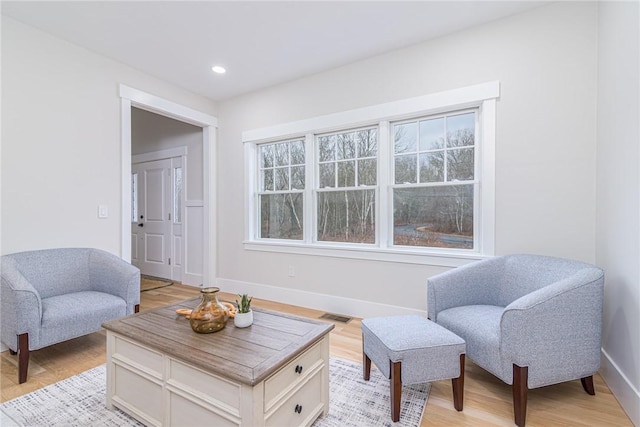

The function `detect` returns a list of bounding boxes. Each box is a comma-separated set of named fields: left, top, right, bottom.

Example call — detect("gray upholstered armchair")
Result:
left=427, top=254, right=604, bottom=426
left=1, top=248, right=140, bottom=383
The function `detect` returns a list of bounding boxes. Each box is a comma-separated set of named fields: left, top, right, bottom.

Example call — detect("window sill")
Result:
left=243, top=240, right=487, bottom=267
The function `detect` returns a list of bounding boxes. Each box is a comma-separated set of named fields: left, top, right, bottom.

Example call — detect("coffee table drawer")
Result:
left=265, top=369, right=323, bottom=427
left=264, top=340, right=323, bottom=410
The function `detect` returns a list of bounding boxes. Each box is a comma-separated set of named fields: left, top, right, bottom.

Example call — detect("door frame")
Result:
left=120, top=84, right=217, bottom=286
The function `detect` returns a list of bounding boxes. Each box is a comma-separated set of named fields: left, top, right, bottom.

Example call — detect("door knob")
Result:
left=138, top=223, right=144, bottom=227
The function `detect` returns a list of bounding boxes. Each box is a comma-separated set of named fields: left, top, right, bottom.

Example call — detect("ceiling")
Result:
left=1, top=1, right=546, bottom=101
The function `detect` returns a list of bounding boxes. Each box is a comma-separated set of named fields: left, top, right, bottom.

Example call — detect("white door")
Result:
left=131, top=159, right=172, bottom=279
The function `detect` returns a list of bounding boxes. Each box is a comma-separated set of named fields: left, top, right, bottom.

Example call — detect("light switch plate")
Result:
left=98, top=205, right=108, bottom=218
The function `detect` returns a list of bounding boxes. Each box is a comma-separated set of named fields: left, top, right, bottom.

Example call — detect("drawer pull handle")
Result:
left=294, top=404, right=303, bottom=414
left=295, top=365, right=303, bottom=374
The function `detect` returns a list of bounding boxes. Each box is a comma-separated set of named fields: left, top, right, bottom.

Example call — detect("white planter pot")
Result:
left=234, top=311, right=253, bottom=328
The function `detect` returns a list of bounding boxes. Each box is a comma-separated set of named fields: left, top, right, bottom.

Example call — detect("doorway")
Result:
left=120, top=85, right=217, bottom=287
left=130, top=106, right=203, bottom=284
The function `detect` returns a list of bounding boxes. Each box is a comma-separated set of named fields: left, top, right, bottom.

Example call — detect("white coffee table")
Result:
left=103, top=299, right=334, bottom=427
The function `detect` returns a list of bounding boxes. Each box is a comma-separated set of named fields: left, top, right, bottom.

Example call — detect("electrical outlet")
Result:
left=288, top=266, right=295, bottom=277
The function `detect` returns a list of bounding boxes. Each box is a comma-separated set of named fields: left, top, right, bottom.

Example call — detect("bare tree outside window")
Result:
left=392, top=112, right=476, bottom=249
left=317, top=128, right=377, bottom=243
left=258, top=140, right=305, bottom=240
left=260, top=193, right=303, bottom=239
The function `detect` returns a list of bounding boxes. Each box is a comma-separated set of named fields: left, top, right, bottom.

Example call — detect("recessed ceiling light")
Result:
left=211, top=66, right=226, bottom=74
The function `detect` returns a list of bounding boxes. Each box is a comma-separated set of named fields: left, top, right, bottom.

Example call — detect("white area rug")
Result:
left=1, top=357, right=429, bottom=427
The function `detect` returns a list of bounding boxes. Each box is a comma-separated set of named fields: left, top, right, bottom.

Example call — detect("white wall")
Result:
left=596, top=2, right=640, bottom=424
left=216, top=2, right=598, bottom=313
left=0, top=16, right=217, bottom=256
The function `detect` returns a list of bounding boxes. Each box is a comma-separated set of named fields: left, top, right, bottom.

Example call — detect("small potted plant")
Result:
left=234, top=293, right=253, bottom=328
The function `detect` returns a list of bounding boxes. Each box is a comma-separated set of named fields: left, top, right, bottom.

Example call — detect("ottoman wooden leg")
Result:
left=362, top=333, right=372, bottom=381
left=363, top=353, right=372, bottom=381
left=390, top=360, right=402, bottom=422
left=452, top=354, right=465, bottom=411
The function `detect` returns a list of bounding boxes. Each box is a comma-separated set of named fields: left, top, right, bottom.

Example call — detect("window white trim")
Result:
left=243, top=240, right=484, bottom=267
left=243, top=82, right=499, bottom=265
left=242, top=81, right=498, bottom=143
left=479, top=98, right=497, bottom=256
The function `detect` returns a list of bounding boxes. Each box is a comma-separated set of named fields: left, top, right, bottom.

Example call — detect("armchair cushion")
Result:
left=40, top=291, right=126, bottom=348
left=437, top=305, right=503, bottom=379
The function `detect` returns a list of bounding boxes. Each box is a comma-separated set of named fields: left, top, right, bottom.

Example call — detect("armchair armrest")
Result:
left=500, top=268, right=604, bottom=386
left=88, top=250, right=140, bottom=315
left=1, top=258, right=43, bottom=350
left=427, top=256, right=506, bottom=320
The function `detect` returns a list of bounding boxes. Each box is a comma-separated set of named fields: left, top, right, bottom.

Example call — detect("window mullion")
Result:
left=304, top=133, right=314, bottom=244
left=379, top=120, right=390, bottom=248
left=287, top=143, right=292, bottom=193
left=443, top=117, right=449, bottom=182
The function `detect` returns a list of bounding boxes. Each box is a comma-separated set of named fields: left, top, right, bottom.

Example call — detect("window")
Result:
left=316, top=128, right=377, bottom=243
left=244, top=82, right=498, bottom=266
left=392, top=112, right=476, bottom=249
left=258, top=139, right=305, bottom=240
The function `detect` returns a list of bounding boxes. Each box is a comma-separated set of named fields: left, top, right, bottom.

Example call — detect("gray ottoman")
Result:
left=361, top=315, right=466, bottom=422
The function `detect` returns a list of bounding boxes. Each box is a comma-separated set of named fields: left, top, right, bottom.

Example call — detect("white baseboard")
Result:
left=182, top=272, right=203, bottom=287
left=216, top=277, right=427, bottom=319
left=600, top=348, right=640, bottom=426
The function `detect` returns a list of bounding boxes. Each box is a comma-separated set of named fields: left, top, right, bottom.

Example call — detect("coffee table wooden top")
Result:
left=102, top=298, right=334, bottom=385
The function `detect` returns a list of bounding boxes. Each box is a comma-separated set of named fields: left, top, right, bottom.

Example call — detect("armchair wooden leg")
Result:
left=581, top=376, right=595, bottom=395
left=513, top=364, right=528, bottom=427
left=134, top=304, right=140, bottom=313
left=17, top=333, right=29, bottom=384
left=452, top=354, right=465, bottom=411
left=390, top=360, right=402, bottom=422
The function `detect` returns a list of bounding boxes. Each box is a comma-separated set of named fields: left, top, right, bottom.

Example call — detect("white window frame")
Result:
left=388, top=109, right=478, bottom=252
left=314, top=126, right=379, bottom=245
left=256, top=138, right=306, bottom=241
left=243, top=81, right=498, bottom=267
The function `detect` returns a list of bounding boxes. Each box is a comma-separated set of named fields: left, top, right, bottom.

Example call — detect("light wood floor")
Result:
left=1, top=284, right=632, bottom=426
